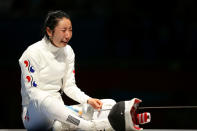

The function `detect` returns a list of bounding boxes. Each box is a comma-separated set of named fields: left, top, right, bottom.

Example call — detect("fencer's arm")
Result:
left=19, top=52, right=49, bottom=106
left=62, top=45, right=90, bottom=104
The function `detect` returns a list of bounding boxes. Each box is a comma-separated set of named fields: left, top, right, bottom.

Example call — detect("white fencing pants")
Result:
left=22, top=96, right=116, bottom=131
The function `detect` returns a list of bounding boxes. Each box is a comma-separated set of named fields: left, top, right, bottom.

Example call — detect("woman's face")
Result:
left=47, top=17, right=72, bottom=48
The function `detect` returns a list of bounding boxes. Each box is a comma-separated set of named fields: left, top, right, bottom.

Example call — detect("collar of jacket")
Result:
left=42, top=36, right=64, bottom=54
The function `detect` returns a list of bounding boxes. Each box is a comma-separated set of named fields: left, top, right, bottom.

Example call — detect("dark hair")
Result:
left=42, top=10, right=70, bottom=40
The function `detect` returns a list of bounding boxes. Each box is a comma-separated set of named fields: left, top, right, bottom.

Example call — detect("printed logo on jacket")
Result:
left=24, top=60, right=37, bottom=87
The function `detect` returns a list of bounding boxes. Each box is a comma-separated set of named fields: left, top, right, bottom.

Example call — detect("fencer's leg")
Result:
left=52, top=120, right=76, bottom=131
left=92, top=99, right=116, bottom=130
left=52, top=102, right=114, bottom=131
left=22, top=101, right=53, bottom=131
left=51, top=99, right=117, bottom=131
left=40, top=96, right=115, bottom=130
left=65, top=99, right=116, bottom=121
left=52, top=119, right=114, bottom=131
left=52, top=121, right=63, bottom=131
left=75, top=99, right=116, bottom=121
left=40, top=96, right=96, bottom=130
left=101, top=99, right=116, bottom=108
left=93, top=99, right=116, bottom=120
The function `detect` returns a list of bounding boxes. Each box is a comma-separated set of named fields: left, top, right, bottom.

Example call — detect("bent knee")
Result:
left=101, top=99, right=116, bottom=107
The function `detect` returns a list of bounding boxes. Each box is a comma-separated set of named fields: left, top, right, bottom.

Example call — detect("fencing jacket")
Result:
left=19, top=37, right=90, bottom=107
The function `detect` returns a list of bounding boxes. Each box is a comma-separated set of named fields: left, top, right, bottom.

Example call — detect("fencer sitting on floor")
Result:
left=19, top=10, right=150, bottom=131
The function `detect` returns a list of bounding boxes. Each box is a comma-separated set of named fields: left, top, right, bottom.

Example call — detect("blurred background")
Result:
left=1, top=0, right=197, bottom=129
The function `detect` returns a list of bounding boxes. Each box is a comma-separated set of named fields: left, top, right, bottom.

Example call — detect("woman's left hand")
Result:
left=87, top=98, right=103, bottom=110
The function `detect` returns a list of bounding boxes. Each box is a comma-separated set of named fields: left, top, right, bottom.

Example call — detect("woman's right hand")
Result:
left=87, top=98, right=103, bottom=110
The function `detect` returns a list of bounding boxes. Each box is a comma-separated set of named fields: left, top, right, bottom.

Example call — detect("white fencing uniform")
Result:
left=19, top=37, right=115, bottom=131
